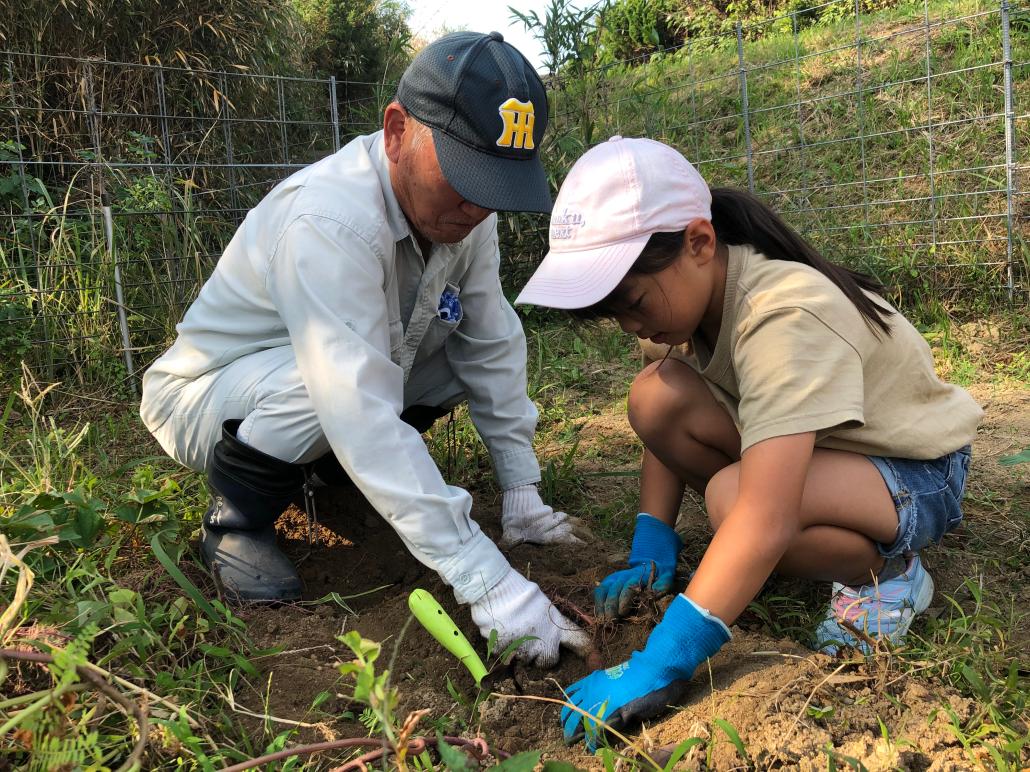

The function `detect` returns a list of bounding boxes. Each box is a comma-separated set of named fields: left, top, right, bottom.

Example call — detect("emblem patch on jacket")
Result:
left=438, top=282, right=463, bottom=323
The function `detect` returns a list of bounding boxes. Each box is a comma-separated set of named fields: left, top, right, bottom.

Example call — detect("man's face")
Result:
left=384, top=105, right=493, bottom=245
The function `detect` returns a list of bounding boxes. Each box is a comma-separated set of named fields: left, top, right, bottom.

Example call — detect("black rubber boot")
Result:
left=201, top=420, right=305, bottom=602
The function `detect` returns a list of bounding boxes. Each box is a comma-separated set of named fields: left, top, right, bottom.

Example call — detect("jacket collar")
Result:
left=370, top=132, right=413, bottom=244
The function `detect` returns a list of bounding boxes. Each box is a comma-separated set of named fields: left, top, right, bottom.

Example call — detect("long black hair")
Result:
left=575, top=187, right=894, bottom=335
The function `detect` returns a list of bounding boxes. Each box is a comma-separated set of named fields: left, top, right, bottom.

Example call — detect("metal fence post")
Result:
left=855, top=0, right=872, bottom=250
left=791, top=12, right=808, bottom=209
left=923, top=0, right=939, bottom=266
left=155, top=68, right=173, bottom=167
left=6, top=55, right=54, bottom=379
left=84, top=61, right=137, bottom=394
left=330, top=75, right=341, bottom=152
left=153, top=68, right=178, bottom=282
left=1000, top=0, right=1018, bottom=304
left=736, top=22, right=755, bottom=192
left=687, top=36, right=701, bottom=166
left=277, top=76, right=289, bottom=165
left=219, top=73, right=240, bottom=217
left=102, top=193, right=135, bottom=395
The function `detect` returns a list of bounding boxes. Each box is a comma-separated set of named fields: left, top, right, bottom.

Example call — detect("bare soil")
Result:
left=235, top=382, right=1029, bottom=770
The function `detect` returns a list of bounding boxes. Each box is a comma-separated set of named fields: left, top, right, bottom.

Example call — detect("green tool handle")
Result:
left=408, top=589, right=488, bottom=685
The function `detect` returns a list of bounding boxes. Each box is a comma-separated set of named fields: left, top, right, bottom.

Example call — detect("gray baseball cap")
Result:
left=396, top=31, right=552, bottom=214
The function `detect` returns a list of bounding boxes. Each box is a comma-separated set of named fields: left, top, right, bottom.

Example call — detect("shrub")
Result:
left=601, top=0, right=688, bottom=62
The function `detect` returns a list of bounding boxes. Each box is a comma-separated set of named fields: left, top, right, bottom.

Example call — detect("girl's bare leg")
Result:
left=628, top=358, right=897, bottom=587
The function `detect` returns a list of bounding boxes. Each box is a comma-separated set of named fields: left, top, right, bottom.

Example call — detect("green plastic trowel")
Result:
left=408, top=588, right=488, bottom=686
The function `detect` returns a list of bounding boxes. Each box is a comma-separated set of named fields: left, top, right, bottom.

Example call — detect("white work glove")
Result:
left=500, top=484, right=585, bottom=548
left=470, top=568, right=593, bottom=668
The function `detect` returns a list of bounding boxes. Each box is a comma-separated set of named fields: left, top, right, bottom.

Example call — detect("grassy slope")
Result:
left=539, top=0, right=1029, bottom=312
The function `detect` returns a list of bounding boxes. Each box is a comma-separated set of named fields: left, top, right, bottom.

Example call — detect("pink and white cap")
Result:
left=514, top=136, right=711, bottom=309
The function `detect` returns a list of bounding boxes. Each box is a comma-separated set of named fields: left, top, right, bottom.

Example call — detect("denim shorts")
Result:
left=867, top=445, right=972, bottom=558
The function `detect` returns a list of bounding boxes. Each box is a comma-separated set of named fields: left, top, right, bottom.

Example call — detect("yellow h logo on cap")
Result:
left=496, top=98, right=535, bottom=150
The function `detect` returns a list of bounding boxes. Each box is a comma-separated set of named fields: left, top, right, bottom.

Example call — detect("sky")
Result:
left=407, top=0, right=551, bottom=72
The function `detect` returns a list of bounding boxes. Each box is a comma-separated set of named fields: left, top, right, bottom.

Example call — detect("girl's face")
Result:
left=608, top=221, right=723, bottom=346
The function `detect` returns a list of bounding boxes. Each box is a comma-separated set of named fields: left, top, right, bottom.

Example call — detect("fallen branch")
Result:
left=839, top=619, right=881, bottom=653
left=0, top=644, right=200, bottom=728
left=787, top=661, right=850, bottom=738
left=221, top=733, right=501, bottom=772
left=495, top=691, right=664, bottom=771
left=0, top=647, right=148, bottom=772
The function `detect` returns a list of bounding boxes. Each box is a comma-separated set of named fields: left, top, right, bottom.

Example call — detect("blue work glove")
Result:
left=595, top=513, right=683, bottom=619
left=561, top=595, right=731, bottom=750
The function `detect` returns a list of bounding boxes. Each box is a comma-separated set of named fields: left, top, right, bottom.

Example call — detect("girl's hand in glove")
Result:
left=561, top=594, right=730, bottom=750
left=500, top=484, right=586, bottom=548
left=595, top=513, right=683, bottom=619
left=470, top=568, right=593, bottom=668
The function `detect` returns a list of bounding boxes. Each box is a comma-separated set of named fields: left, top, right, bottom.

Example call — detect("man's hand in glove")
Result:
left=470, top=568, right=593, bottom=667
left=595, top=513, right=682, bottom=619
left=500, top=484, right=586, bottom=548
left=561, top=594, right=731, bottom=750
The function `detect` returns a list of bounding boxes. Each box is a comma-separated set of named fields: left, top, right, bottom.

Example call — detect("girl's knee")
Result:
left=627, top=358, right=704, bottom=442
left=705, top=464, right=740, bottom=528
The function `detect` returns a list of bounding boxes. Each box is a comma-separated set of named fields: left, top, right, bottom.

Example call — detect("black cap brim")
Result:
left=432, top=129, right=553, bottom=214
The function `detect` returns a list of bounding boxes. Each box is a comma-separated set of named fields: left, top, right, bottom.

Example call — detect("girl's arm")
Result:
left=685, top=431, right=815, bottom=624
left=561, top=431, right=817, bottom=747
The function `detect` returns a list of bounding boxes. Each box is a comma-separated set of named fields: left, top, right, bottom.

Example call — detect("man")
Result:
left=140, top=32, right=591, bottom=666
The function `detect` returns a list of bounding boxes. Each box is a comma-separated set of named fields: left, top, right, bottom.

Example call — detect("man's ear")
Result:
left=685, top=218, right=718, bottom=265
left=383, top=102, right=407, bottom=164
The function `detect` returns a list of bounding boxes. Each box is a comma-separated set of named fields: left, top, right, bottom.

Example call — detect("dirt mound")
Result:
left=236, top=489, right=971, bottom=769
left=233, top=385, right=1028, bottom=769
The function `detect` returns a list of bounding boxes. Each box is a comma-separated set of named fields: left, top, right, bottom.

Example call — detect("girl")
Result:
left=514, top=137, right=981, bottom=747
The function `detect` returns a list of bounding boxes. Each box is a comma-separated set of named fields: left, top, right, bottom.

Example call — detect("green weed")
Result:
left=902, top=577, right=1029, bottom=768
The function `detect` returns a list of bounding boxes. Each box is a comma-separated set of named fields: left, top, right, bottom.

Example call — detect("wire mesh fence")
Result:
left=0, top=0, right=1026, bottom=394
left=0, top=51, right=393, bottom=391
left=547, top=0, right=1028, bottom=310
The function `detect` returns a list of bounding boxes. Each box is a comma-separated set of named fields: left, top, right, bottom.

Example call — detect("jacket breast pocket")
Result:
left=413, top=314, right=461, bottom=367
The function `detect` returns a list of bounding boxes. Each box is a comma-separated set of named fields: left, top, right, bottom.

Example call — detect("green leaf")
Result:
left=806, top=704, right=834, bottom=720
left=959, top=664, right=988, bottom=698
left=445, top=674, right=468, bottom=708
left=5, top=506, right=56, bottom=538
left=232, top=653, right=259, bottom=677
left=338, top=630, right=382, bottom=663
left=542, top=762, right=586, bottom=772
left=72, top=503, right=104, bottom=545
left=499, top=634, right=538, bottom=665
left=435, top=732, right=473, bottom=771
left=111, top=502, right=167, bottom=525
left=354, top=667, right=375, bottom=703
left=662, top=737, right=704, bottom=770
left=198, top=644, right=234, bottom=659
left=311, top=691, right=331, bottom=709
left=150, top=533, right=221, bottom=625
left=107, top=588, right=138, bottom=606
left=998, top=447, right=1030, bottom=466
left=713, top=718, right=750, bottom=763
left=493, top=751, right=542, bottom=771
left=28, top=492, right=65, bottom=510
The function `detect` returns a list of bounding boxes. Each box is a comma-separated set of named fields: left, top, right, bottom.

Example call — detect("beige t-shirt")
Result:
left=641, top=244, right=982, bottom=459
